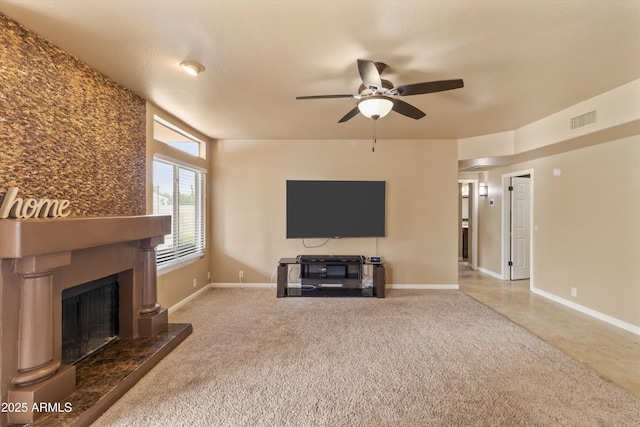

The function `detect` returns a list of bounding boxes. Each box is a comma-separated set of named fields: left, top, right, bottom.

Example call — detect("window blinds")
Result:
left=153, top=156, right=206, bottom=267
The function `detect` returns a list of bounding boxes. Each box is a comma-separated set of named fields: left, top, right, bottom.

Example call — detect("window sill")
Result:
left=157, top=253, right=205, bottom=276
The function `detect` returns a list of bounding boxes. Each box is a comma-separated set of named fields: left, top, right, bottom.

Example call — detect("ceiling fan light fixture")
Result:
left=357, top=96, right=394, bottom=119
left=180, top=60, right=205, bottom=76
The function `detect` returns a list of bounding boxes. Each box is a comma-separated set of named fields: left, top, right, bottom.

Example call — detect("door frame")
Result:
left=501, top=169, right=534, bottom=287
left=459, top=178, right=479, bottom=271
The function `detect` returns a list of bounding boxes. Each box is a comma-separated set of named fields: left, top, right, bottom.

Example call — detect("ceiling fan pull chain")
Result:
left=372, top=117, right=377, bottom=152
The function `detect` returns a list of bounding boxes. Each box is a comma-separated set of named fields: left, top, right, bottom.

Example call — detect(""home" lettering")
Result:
left=0, top=187, right=71, bottom=219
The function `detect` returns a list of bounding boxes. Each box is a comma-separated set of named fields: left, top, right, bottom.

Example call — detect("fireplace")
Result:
left=61, top=274, right=120, bottom=365
left=0, top=215, right=192, bottom=426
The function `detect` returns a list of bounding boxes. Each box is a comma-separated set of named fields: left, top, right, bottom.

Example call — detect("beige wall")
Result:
left=476, top=170, right=502, bottom=273
left=145, top=104, right=212, bottom=309
left=211, top=139, right=459, bottom=285
left=0, top=13, right=146, bottom=215
left=533, top=136, right=640, bottom=326
left=458, top=131, right=515, bottom=160
left=477, top=136, right=640, bottom=327
left=514, top=80, right=640, bottom=153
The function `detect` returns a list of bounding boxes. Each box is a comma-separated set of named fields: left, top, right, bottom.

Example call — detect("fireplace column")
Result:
left=140, top=245, right=161, bottom=315
left=137, top=238, right=168, bottom=337
left=7, top=253, right=76, bottom=425
left=12, top=271, right=60, bottom=385
left=11, top=253, right=72, bottom=386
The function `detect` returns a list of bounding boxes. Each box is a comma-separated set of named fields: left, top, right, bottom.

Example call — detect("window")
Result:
left=153, top=155, right=206, bottom=268
left=153, top=115, right=206, bottom=159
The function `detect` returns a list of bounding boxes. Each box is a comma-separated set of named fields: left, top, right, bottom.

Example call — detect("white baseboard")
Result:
left=477, top=267, right=504, bottom=280
left=168, top=283, right=212, bottom=315
left=532, top=287, right=640, bottom=336
left=389, top=284, right=459, bottom=290
left=211, top=282, right=276, bottom=289
left=211, top=283, right=459, bottom=290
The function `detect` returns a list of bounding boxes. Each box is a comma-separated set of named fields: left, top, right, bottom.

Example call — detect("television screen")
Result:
left=286, top=180, right=386, bottom=239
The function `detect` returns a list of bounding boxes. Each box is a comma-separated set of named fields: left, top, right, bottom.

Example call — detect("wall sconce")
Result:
left=479, top=183, right=488, bottom=197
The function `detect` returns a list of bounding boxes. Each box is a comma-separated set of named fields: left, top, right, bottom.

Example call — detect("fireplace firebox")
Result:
left=62, top=274, right=120, bottom=365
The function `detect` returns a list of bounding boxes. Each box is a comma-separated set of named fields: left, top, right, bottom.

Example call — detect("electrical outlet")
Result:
left=239, top=270, right=244, bottom=280
left=193, top=278, right=197, bottom=288
left=571, top=287, right=577, bottom=297
left=207, top=272, right=211, bottom=281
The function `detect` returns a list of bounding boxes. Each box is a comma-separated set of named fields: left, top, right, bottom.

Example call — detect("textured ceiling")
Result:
left=1, top=1, right=639, bottom=141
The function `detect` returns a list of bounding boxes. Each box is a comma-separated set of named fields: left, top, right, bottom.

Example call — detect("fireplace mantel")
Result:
left=0, top=215, right=170, bottom=258
left=0, top=214, right=176, bottom=426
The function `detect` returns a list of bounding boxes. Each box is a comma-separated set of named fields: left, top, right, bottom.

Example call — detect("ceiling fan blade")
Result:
left=392, top=99, right=426, bottom=120
left=338, top=106, right=361, bottom=123
left=357, top=59, right=382, bottom=90
left=296, top=94, right=354, bottom=100
left=394, top=79, right=464, bottom=96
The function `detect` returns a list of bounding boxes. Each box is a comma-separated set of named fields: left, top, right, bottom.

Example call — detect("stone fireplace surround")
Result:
left=0, top=215, right=192, bottom=426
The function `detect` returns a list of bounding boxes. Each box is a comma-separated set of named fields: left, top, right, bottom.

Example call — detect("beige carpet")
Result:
left=92, top=288, right=640, bottom=426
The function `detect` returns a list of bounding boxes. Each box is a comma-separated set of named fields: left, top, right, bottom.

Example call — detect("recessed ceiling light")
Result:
left=180, top=61, right=205, bottom=76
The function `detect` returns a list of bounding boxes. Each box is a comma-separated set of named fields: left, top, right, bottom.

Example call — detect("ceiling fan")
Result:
left=296, top=59, right=464, bottom=123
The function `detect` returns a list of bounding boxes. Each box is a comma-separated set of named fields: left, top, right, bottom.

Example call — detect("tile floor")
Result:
left=458, top=263, right=640, bottom=398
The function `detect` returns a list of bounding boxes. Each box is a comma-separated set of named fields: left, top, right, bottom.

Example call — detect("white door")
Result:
left=510, top=177, right=531, bottom=280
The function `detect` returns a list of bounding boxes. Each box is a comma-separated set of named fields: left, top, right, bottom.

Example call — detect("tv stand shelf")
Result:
left=277, top=255, right=385, bottom=298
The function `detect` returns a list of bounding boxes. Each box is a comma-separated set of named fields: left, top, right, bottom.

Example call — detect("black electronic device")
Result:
left=286, top=180, right=385, bottom=239
left=296, top=255, right=365, bottom=263
left=369, top=256, right=381, bottom=263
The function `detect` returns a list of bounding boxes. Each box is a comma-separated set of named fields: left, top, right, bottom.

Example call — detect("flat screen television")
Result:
left=286, top=180, right=386, bottom=239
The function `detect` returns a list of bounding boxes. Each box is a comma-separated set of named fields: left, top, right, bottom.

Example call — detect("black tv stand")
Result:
left=277, top=255, right=385, bottom=298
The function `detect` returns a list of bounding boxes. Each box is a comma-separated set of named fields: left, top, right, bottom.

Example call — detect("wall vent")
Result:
left=569, top=110, right=596, bottom=130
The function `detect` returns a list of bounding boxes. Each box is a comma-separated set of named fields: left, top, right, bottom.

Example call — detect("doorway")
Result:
left=501, top=170, right=533, bottom=282
left=459, top=179, right=478, bottom=271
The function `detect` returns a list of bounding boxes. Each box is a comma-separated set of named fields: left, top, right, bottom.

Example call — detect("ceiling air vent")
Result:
left=569, top=110, right=596, bottom=130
